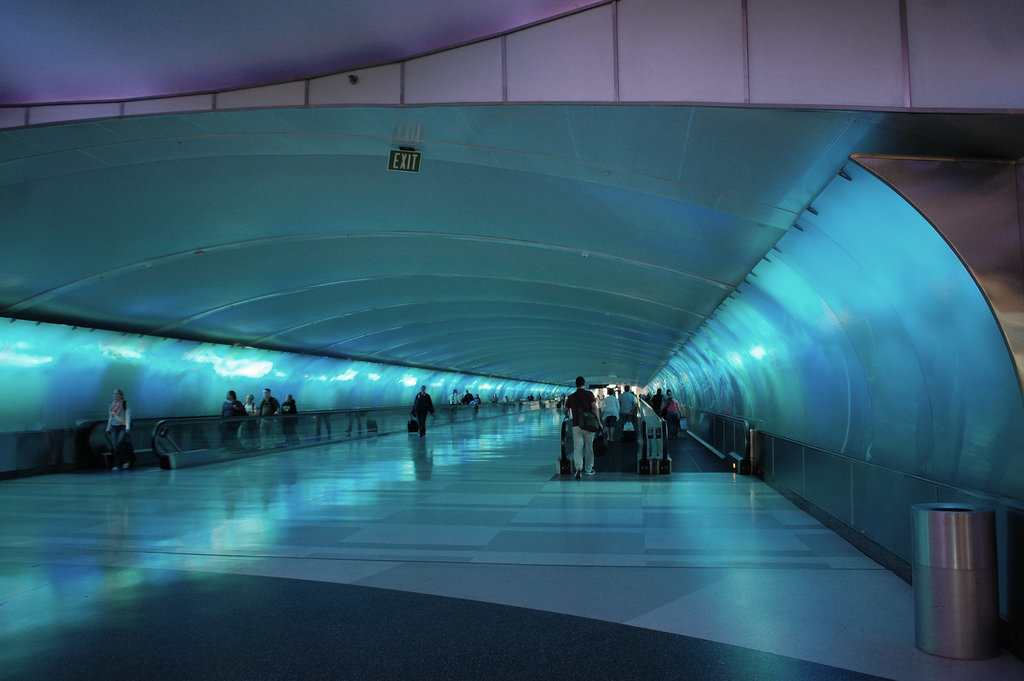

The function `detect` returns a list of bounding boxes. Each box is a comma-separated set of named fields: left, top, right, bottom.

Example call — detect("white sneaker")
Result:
left=111, top=466, right=121, bottom=471
left=122, top=462, right=130, bottom=470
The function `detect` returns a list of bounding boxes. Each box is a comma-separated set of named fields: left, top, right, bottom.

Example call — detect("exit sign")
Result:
left=388, top=149, right=421, bottom=173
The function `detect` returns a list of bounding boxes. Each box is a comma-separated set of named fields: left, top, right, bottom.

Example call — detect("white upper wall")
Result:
left=4, top=0, right=1022, bottom=128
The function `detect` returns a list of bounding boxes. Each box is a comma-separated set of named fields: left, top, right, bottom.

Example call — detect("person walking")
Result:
left=241, top=394, right=258, bottom=447
left=411, top=385, right=435, bottom=437
left=601, top=389, right=620, bottom=442
left=663, top=390, right=683, bottom=437
left=281, top=394, right=299, bottom=444
left=258, top=388, right=280, bottom=448
left=651, top=388, right=664, bottom=415
left=220, top=390, right=246, bottom=449
left=564, top=376, right=600, bottom=479
left=618, top=384, right=638, bottom=438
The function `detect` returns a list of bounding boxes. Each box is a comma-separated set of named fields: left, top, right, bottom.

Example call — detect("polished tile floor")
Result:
left=1, top=409, right=1021, bottom=680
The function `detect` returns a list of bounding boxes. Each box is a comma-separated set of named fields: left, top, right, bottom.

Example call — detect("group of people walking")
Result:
left=105, top=381, right=679, bottom=475
left=221, top=388, right=299, bottom=448
left=598, top=384, right=639, bottom=443
left=647, top=387, right=684, bottom=437
left=563, top=379, right=687, bottom=479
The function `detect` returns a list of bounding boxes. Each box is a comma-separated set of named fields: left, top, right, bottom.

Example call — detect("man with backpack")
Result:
left=564, top=376, right=601, bottom=479
left=663, top=390, right=682, bottom=438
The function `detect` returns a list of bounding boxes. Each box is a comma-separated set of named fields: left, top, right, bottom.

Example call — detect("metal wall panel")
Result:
left=851, top=462, right=939, bottom=560
left=803, top=447, right=853, bottom=525
left=767, top=436, right=1023, bottom=622
left=658, top=163, right=1024, bottom=502
left=773, top=438, right=804, bottom=495
left=8, top=0, right=1024, bottom=131
left=29, top=102, right=123, bottom=126
left=747, top=0, right=905, bottom=107
left=906, top=0, right=1024, bottom=109
left=406, top=39, right=504, bottom=103
left=506, top=5, right=616, bottom=101
left=0, top=108, right=26, bottom=129
left=617, top=0, right=746, bottom=103
left=216, top=82, right=306, bottom=110
left=124, top=94, right=215, bottom=117
left=308, top=65, right=403, bottom=105
left=856, top=157, right=1024, bottom=397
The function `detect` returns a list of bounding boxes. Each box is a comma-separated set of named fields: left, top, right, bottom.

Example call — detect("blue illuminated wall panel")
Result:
left=0, top=319, right=561, bottom=436
left=652, top=162, right=1024, bottom=503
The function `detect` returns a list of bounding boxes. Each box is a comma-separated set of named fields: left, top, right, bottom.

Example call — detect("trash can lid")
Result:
left=912, top=502, right=992, bottom=513
left=911, top=503, right=996, bottom=569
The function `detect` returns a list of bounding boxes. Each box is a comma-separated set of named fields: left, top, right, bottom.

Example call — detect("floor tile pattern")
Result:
left=0, top=409, right=1021, bottom=680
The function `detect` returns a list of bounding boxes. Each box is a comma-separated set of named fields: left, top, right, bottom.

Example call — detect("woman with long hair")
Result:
left=106, top=389, right=132, bottom=470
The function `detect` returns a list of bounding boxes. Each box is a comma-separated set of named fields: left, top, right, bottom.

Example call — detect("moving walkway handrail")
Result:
left=150, top=400, right=552, bottom=468
left=636, top=400, right=665, bottom=461
left=685, top=406, right=751, bottom=472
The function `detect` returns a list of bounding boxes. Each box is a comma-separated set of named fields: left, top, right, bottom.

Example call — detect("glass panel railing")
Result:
left=152, top=400, right=554, bottom=469
left=685, top=406, right=750, bottom=474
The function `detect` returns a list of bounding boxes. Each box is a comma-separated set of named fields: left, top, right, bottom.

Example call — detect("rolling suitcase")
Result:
left=407, top=418, right=419, bottom=433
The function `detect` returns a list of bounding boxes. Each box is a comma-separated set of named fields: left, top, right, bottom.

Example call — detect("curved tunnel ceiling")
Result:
left=4, top=2, right=1024, bottom=388
left=5, top=105, right=1024, bottom=388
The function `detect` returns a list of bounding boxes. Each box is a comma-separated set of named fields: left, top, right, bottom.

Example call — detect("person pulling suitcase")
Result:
left=411, top=385, right=435, bottom=437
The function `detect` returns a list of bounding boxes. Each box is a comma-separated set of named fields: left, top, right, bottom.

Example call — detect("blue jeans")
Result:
left=109, top=424, right=126, bottom=449
left=109, top=425, right=130, bottom=467
left=666, top=413, right=680, bottom=437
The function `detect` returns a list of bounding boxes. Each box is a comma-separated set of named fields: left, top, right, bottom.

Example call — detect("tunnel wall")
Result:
left=0, top=318, right=563, bottom=475
left=650, top=160, right=1024, bottom=633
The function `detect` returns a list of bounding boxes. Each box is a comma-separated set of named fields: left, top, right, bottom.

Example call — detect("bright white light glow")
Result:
left=185, top=348, right=273, bottom=378
left=0, top=349, right=54, bottom=367
left=222, top=358, right=274, bottom=378
left=100, top=341, right=144, bottom=360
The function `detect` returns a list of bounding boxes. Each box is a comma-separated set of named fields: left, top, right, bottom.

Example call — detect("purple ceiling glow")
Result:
left=0, top=0, right=603, bottom=106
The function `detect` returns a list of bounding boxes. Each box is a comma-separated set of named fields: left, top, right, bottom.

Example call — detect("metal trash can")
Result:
left=911, top=503, right=1000, bottom=659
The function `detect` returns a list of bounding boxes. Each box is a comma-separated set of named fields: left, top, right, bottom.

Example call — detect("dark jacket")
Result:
left=281, top=398, right=297, bottom=419
left=222, top=399, right=246, bottom=419
left=413, top=392, right=435, bottom=416
left=564, top=388, right=597, bottom=428
left=260, top=396, right=280, bottom=416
